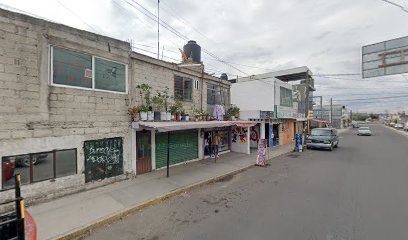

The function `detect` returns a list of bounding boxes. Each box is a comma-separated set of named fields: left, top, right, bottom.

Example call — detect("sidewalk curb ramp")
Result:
left=53, top=150, right=292, bottom=240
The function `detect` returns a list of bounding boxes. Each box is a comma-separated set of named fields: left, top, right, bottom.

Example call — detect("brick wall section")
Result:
left=0, top=8, right=131, bottom=141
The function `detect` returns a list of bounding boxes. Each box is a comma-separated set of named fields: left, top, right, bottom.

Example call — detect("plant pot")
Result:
left=140, top=112, right=148, bottom=121
left=171, top=115, right=175, bottom=120
left=231, top=116, right=236, bottom=120
left=160, top=112, right=167, bottom=120
left=166, top=112, right=171, bottom=121
left=185, top=116, right=190, bottom=121
left=132, top=114, right=140, bottom=122
left=176, top=115, right=180, bottom=121
left=154, top=112, right=161, bottom=121
left=147, top=111, right=154, bottom=121
left=181, top=116, right=186, bottom=121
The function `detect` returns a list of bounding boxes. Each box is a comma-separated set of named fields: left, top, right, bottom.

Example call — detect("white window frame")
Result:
left=49, top=45, right=128, bottom=94
left=194, top=79, right=199, bottom=90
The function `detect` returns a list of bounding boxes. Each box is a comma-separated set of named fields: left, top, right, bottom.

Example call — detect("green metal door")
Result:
left=155, top=130, right=198, bottom=169
left=84, top=137, right=123, bottom=182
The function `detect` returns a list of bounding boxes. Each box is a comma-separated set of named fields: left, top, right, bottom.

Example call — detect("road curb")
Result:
left=384, top=125, right=408, bottom=138
left=53, top=149, right=292, bottom=240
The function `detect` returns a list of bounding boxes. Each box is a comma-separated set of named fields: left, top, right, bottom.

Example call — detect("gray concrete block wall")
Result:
left=0, top=9, right=134, bottom=201
left=0, top=8, right=231, bottom=203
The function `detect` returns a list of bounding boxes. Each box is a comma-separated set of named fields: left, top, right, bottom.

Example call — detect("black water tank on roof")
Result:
left=220, top=73, right=228, bottom=80
left=183, top=40, right=201, bottom=63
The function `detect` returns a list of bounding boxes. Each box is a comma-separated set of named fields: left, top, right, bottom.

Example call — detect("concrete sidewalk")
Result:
left=29, top=144, right=294, bottom=240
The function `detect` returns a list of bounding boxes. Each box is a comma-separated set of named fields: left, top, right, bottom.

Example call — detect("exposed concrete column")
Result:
left=260, top=122, right=266, bottom=140
left=131, top=130, right=137, bottom=174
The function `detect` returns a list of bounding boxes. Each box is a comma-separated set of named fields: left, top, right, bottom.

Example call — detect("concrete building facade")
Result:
left=231, top=75, right=297, bottom=147
left=0, top=8, right=230, bottom=202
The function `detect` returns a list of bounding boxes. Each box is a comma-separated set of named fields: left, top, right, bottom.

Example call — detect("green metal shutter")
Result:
left=155, top=133, right=168, bottom=169
left=170, top=130, right=198, bottom=164
left=155, top=130, right=198, bottom=169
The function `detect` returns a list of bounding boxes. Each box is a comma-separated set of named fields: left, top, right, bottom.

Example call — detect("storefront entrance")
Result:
left=204, top=127, right=231, bottom=157
left=155, top=130, right=199, bottom=169
left=136, top=131, right=152, bottom=174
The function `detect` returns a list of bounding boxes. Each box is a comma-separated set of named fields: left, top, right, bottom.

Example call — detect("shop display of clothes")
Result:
left=213, top=104, right=225, bottom=121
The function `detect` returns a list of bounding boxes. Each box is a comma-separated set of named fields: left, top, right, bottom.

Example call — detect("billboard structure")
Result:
left=362, top=36, right=408, bottom=78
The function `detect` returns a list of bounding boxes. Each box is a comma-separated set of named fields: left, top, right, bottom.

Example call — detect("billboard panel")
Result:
left=362, top=36, right=408, bottom=78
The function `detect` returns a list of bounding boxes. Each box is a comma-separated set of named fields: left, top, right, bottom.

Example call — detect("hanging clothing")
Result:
left=213, top=105, right=225, bottom=121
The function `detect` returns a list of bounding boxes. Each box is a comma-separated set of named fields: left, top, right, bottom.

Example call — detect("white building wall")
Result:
left=231, top=77, right=292, bottom=112
left=231, top=78, right=276, bottom=111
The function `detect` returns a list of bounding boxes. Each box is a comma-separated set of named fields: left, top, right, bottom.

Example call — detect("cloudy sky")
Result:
left=1, top=0, right=408, bottom=113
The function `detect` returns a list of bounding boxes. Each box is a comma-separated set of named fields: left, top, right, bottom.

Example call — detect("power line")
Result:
left=332, top=94, right=408, bottom=102
left=55, top=0, right=99, bottom=33
left=154, top=0, right=217, bottom=46
left=381, top=0, right=408, bottom=13
left=123, top=0, right=249, bottom=76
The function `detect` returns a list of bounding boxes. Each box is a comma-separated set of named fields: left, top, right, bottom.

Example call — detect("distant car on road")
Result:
left=358, top=126, right=372, bottom=136
left=351, top=121, right=359, bottom=128
left=404, top=123, right=408, bottom=131
left=395, top=123, right=404, bottom=129
left=306, top=128, right=339, bottom=151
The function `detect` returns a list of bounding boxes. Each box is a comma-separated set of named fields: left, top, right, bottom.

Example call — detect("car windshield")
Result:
left=359, top=127, right=369, bottom=130
left=311, top=129, right=332, bottom=136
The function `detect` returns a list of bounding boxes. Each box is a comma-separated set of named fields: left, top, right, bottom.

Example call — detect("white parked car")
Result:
left=358, top=126, right=372, bottom=136
left=404, top=123, right=408, bottom=131
left=395, top=123, right=404, bottom=129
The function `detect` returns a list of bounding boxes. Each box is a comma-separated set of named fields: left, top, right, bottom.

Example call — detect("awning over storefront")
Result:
left=132, top=121, right=257, bottom=132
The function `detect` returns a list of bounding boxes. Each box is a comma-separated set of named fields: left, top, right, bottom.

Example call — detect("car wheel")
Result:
left=334, top=141, right=339, bottom=148
left=329, top=144, right=334, bottom=151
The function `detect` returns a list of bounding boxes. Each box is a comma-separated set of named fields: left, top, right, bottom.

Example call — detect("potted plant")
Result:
left=127, top=106, right=139, bottom=122
left=180, top=110, right=186, bottom=121
left=136, top=84, right=153, bottom=120
left=205, top=112, right=211, bottom=121
left=227, top=105, right=240, bottom=120
left=169, top=104, right=178, bottom=120
left=152, top=95, right=165, bottom=120
left=192, top=107, right=203, bottom=121
left=169, top=99, right=183, bottom=121
left=160, top=87, right=171, bottom=120
left=137, top=105, right=149, bottom=120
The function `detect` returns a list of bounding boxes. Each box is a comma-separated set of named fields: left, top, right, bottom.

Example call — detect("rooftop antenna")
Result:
left=157, top=0, right=160, bottom=59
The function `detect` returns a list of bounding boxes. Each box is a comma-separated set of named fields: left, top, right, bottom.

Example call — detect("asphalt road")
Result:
left=85, top=124, right=408, bottom=240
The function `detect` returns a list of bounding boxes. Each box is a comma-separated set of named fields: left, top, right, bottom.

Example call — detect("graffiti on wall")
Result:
left=84, top=137, right=123, bottom=182
left=232, top=127, right=248, bottom=144
left=250, top=126, right=259, bottom=142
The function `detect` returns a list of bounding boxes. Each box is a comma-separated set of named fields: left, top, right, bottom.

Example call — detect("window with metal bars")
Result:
left=174, top=75, right=193, bottom=101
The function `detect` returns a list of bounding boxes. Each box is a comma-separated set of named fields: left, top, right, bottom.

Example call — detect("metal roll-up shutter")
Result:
left=155, top=130, right=199, bottom=169
left=155, top=132, right=168, bottom=169
left=170, top=130, right=198, bottom=164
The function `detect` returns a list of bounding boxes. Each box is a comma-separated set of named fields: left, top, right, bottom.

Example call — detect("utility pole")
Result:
left=330, top=98, right=333, bottom=125
left=157, top=0, right=160, bottom=59
left=320, top=96, right=323, bottom=119
left=305, top=73, right=310, bottom=118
